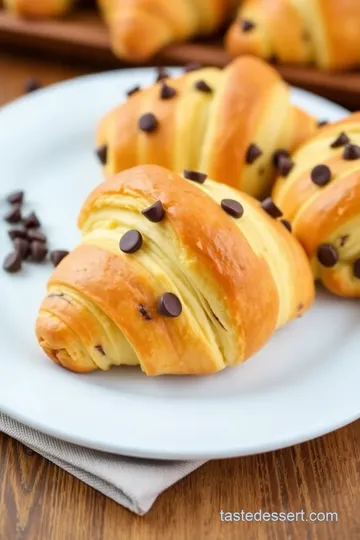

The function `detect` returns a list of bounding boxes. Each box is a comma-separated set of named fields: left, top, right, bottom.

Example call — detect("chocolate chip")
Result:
left=139, top=113, right=158, bottom=133
left=343, top=144, right=360, bottom=160
left=261, top=198, right=283, bottom=219
left=221, top=199, right=244, bottom=218
left=160, top=82, right=177, bottom=100
left=120, top=230, right=143, bottom=254
left=273, top=149, right=290, bottom=167
left=339, top=234, right=349, bottom=247
left=183, top=169, right=207, bottom=184
left=184, top=62, right=203, bottom=73
left=27, top=229, right=46, bottom=243
left=13, top=238, right=29, bottom=260
left=241, top=19, right=255, bottom=32
left=6, top=190, right=24, bottom=204
left=138, top=304, right=152, bottom=321
left=311, top=164, right=331, bottom=186
left=141, top=200, right=165, bottom=222
left=279, top=156, right=295, bottom=177
left=24, top=78, right=41, bottom=93
left=95, top=345, right=105, bottom=355
left=127, top=85, right=140, bottom=97
left=50, top=250, right=69, bottom=267
left=8, top=227, right=27, bottom=241
left=4, top=205, right=21, bottom=224
left=281, top=219, right=292, bottom=232
left=194, top=80, right=212, bottom=93
left=330, top=132, right=349, bottom=148
left=23, top=212, right=40, bottom=229
left=354, top=259, right=360, bottom=279
left=317, top=244, right=338, bottom=267
left=3, top=252, right=22, bottom=273
left=30, top=241, right=48, bottom=262
left=155, top=67, right=169, bottom=82
left=246, top=143, right=262, bottom=164
left=318, top=120, right=329, bottom=127
left=95, top=144, right=107, bottom=165
left=157, top=293, right=182, bottom=318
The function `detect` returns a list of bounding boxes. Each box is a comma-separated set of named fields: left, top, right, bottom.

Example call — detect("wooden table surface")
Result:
left=1, top=52, right=360, bottom=540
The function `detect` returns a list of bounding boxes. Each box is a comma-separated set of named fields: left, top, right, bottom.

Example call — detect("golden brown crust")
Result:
left=98, top=0, right=236, bottom=61
left=36, top=165, right=314, bottom=375
left=226, top=0, right=360, bottom=69
left=97, top=56, right=316, bottom=199
left=272, top=113, right=360, bottom=297
left=4, top=0, right=73, bottom=17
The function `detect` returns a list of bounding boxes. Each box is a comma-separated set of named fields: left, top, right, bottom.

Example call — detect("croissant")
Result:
left=226, top=0, right=360, bottom=70
left=35, top=165, right=314, bottom=376
left=96, top=56, right=316, bottom=200
left=272, top=113, right=360, bottom=298
left=4, top=0, right=74, bottom=17
left=97, top=0, right=236, bottom=61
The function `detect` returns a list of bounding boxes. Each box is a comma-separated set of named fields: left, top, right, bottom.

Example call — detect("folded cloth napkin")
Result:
left=0, top=413, right=205, bottom=515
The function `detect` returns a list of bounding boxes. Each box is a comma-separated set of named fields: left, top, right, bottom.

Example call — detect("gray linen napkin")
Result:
left=0, top=413, right=205, bottom=515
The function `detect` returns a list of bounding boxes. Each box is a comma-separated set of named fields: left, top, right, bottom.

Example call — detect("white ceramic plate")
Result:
left=0, top=68, right=358, bottom=460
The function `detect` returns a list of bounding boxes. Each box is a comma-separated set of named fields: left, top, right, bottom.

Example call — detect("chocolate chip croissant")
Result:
left=35, top=165, right=314, bottom=376
left=96, top=56, right=316, bottom=200
left=3, top=0, right=74, bottom=17
left=226, top=0, right=360, bottom=70
left=272, top=113, right=360, bottom=298
left=97, top=0, right=236, bottom=61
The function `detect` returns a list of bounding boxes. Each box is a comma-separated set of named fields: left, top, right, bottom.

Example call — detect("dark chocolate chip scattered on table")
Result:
left=317, top=244, right=339, bottom=268
left=13, top=238, right=29, bottom=260
left=8, top=227, right=27, bottom=240
left=120, top=230, right=143, bottom=254
left=221, top=199, right=244, bottom=219
left=311, top=164, right=332, bottom=186
left=30, top=241, right=48, bottom=262
left=158, top=293, right=182, bottom=318
left=261, top=198, right=283, bottom=219
left=155, top=67, right=169, bottom=82
left=3, top=252, right=22, bottom=273
left=6, top=190, right=24, bottom=205
left=183, top=169, right=207, bottom=184
left=50, top=250, right=69, bottom=267
left=23, top=212, right=40, bottom=229
left=139, top=113, right=158, bottom=133
left=4, top=205, right=22, bottom=224
left=141, top=201, right=165, bottom=223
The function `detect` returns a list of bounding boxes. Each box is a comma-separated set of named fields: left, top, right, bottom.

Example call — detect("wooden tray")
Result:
left=0, top=8, right=359, bottom=110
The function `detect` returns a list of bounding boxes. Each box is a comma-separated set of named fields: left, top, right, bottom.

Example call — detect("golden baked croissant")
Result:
left=272, top=113, right=360, bottom=298
left=226, top=0, right=360, bottom=70
left=35, top=165, right=314, bottom=376
left=97, top=0, right=236, bottom=61
left=96, top=56, right=316, bottom=200
left=4, top=0, right=74, bottom=17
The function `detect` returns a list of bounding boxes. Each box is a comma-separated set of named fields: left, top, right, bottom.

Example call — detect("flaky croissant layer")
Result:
left=36, top=165, right=314, bottom=376
left=272, top=113, right=360, bottom=298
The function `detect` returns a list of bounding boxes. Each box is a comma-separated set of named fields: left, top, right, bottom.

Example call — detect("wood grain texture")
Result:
left=0, top=9, right=360, bottom=109
left=0, top=54, right=360, bottom=540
